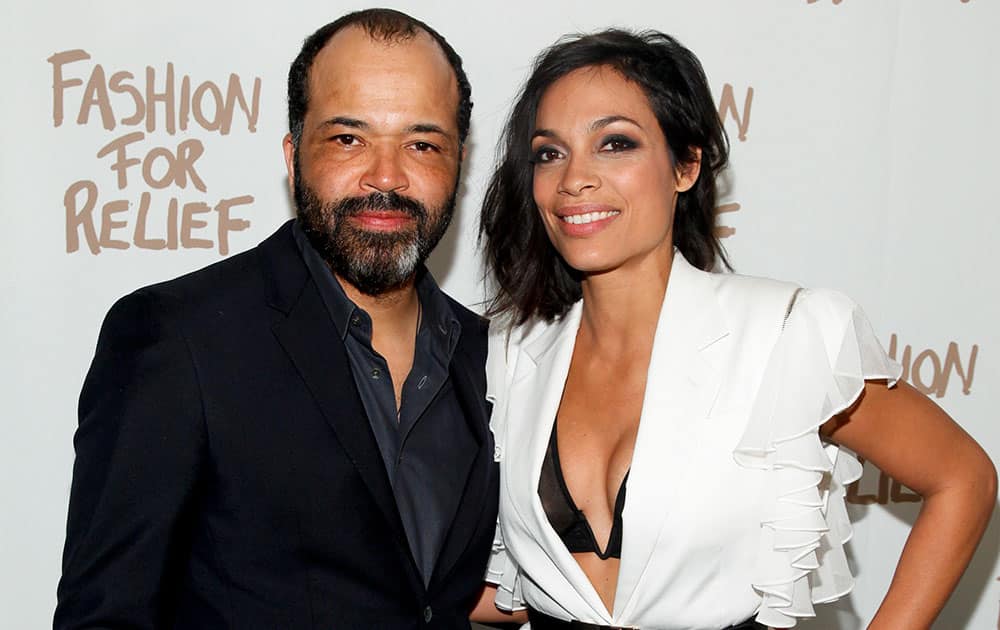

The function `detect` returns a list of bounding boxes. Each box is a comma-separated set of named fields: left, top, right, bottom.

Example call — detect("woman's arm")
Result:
left=469, top=584, right=529, bottom=625
left=822, top=379, right=996, bottom=630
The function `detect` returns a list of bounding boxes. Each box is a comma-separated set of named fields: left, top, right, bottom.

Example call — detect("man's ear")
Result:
left=282, top=133, right=296, bottom=195
left=675, top=147, right=702, bottom=193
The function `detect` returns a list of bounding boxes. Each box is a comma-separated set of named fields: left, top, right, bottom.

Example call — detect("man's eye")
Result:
left=333, top=134, right=358, bottom=146
left=411, top=141, right=438, bottom=153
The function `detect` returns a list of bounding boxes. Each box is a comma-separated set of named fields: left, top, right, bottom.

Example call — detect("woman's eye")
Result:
left=601, top=135, right=637, bottom=153
left=532, top=147, right=562, bottom=163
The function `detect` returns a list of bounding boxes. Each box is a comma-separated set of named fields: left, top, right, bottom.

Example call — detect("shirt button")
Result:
left=417, top=375, right=428, bottom=390
left=351, top=314, right=360, bottom=326
left=494, top=446, right=502, bottom=459
left=371, top=368, right=381, bottom=379
left=423, top=605, right=433, bottom=623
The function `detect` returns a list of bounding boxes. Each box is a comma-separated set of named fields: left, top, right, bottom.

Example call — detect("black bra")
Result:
left=538, top=421, right=629, bottom=559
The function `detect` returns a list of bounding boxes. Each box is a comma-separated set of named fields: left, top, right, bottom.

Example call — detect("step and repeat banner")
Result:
left=2, top=1, right=996, bottom=628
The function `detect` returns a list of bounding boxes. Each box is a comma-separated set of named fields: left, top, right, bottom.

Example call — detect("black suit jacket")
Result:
left=55, top=221, right=499, bottom=629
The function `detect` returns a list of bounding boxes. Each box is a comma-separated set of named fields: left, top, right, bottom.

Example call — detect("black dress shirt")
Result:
left=293, top=222, right=475, bottom=584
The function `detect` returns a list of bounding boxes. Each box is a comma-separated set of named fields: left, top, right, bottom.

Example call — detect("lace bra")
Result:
left=537, top=421, right=629, bottom=559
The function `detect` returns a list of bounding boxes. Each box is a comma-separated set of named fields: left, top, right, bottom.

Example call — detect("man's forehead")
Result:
left=305, top=25, right=460, bottom=133
left=315, top=25, right=451, bottom=79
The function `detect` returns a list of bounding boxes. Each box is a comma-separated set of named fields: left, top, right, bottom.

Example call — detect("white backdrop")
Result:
left=2, top=1, right=997, bottom=628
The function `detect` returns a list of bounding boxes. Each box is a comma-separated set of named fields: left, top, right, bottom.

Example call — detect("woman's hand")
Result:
left=469, top=584, right=529, bottom=625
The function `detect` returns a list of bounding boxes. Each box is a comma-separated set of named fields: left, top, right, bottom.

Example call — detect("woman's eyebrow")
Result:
left=590, top=115, right=641, bottom=131
left=531, top=128, right=558, bottom=141
left=531, top=115, right=643, bottom=141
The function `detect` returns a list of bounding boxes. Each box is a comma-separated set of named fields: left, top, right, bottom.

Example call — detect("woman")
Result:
left=471, top=29, right=996, bottom=629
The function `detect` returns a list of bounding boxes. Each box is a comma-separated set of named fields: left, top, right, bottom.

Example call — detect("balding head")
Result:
left=287, top=8, right=472, bottom=148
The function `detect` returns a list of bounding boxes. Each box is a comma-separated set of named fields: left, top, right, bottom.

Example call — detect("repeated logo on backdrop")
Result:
left=888, top=334, right=978, bottom=399
left=49, top=49, right=260, bottom=255
left=848, top=455, right=922, bottom=506
left=714, top=83, right=752, bottom=239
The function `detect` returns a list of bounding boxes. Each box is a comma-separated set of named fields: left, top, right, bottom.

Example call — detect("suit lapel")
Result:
left=261, top=223, right=422, bottom=592
left=613, top=254, right=730, bottom=619
left=429, top=338, right=492, bottom=591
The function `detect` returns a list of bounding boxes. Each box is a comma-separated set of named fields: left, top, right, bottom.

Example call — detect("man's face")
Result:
left=284, top=26, right=463, bottom=296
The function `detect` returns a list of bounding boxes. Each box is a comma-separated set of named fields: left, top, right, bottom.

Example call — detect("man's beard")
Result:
left=294, top=170, right=457, bottom=297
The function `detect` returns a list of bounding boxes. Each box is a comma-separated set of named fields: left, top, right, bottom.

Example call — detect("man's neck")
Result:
left=337, top=274, right=420, bottom=333
left=338, top=274, right=421, bottom=410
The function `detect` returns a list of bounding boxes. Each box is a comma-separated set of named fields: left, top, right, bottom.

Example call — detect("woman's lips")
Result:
left=554, top=206, right=621, bottom=236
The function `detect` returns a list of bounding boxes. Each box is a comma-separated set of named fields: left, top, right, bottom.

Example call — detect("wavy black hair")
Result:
left=287, top=8, right=472, bottom=149
left=480, top=29, right=730, bottom=324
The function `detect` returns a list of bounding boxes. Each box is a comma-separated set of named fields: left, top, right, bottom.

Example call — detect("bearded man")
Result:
left=55, top=9, right=499, bottom=629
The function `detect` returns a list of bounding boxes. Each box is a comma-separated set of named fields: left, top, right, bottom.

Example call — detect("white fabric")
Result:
left=484, top=253, right=901, bottom=629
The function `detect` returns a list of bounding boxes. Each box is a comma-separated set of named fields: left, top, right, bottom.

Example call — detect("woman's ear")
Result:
left=675, top=147, right=702, bottom=193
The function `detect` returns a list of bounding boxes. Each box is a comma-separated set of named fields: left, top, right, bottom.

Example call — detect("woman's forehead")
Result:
left=535, top=67, right=656, bottom=133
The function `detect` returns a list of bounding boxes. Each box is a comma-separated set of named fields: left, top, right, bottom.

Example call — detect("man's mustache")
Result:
left=332, top=191, right=428, bottom=220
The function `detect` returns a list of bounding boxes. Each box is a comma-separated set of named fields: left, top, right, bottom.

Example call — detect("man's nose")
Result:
left=360, top=145, right=409, bottom=194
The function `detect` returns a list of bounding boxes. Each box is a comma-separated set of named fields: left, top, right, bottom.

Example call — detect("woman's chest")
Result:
left=504, top=396, right=768, bottom=546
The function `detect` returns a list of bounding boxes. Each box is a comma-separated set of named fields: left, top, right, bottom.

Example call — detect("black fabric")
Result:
left=293, top=222, right=471, bottom=584
left=55, top=220, right=498, bottom=630
left=538, top=421, right=628, bottom=559
left=527, top=608, right=766, bottom=630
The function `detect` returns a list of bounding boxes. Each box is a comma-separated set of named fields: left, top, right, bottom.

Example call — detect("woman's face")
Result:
left=531, top=65, right=699, bottom=276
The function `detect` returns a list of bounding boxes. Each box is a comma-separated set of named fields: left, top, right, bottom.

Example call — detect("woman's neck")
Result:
left=577, top=249, right=673, bottom=357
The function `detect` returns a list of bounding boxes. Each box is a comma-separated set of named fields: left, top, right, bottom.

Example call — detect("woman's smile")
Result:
left=554, top=204, right=621, bottom=235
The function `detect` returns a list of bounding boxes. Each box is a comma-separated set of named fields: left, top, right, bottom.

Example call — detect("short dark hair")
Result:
left=287, top=8, right=472, bottom=147
left=480, top=29, right=730, bottom=324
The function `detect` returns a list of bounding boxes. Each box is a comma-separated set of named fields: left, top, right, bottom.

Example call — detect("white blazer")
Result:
left=485, top=253, right=901, bottom=629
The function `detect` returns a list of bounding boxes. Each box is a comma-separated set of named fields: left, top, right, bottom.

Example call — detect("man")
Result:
left=55, top=9, right=498, bottom=629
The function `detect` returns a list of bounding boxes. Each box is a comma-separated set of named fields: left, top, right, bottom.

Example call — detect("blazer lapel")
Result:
left=504, top=303, right=619, bottom=622
left=613, top=254, right=731, bottom=619
left=261, top=225, right=422, bottom=592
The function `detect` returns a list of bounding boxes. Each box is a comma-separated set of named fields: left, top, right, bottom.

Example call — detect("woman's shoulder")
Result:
left=710, top=269, right=799, bottom=307
left=707, top=269, right=867, bottom=327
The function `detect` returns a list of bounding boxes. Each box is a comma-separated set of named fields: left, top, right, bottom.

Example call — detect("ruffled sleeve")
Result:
left=734, top=289, right=902, bottom=628
left=484, top=321, right=526, bottom=611
left=485, top=516, right=526, bottom=611
left=485, top=321, right=513, bottom=462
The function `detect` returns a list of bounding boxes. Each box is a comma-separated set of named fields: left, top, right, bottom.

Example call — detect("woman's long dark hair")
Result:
left=480, top=29, right=730, bottom=324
